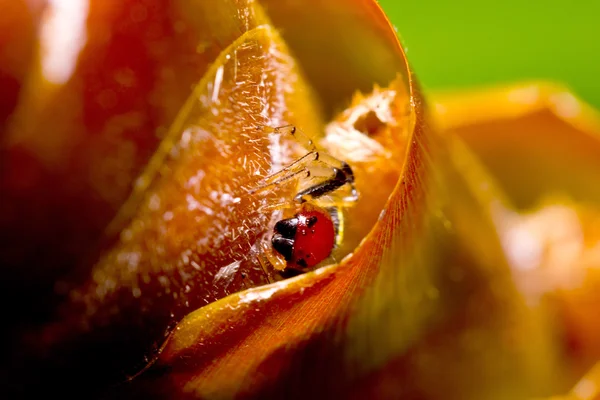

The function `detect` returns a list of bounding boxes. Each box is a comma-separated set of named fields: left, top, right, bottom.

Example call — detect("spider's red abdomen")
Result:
left=271, top=204, right=336, bottom=270
left=291, top=204, right=335, bottom=269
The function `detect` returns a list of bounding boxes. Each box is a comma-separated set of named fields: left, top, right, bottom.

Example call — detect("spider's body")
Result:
left=252, top=125, right=358, bottom=278
left=272, top=203, right=337, bottom=270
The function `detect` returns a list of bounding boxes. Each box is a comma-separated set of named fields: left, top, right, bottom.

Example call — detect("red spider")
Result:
left=251, top=125, right=358, bottom=280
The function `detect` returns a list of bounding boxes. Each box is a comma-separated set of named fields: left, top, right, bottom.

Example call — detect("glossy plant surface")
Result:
left=1, top=1, right=599, bottom=399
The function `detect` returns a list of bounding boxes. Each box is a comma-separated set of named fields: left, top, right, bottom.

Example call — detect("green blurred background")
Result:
left=378, top=0, right=600, bottom=108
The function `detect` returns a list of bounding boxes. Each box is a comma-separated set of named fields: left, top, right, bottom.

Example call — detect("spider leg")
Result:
left=310, top=189, right=358, bottom=208
left=256, top=238, right=287, bottom=280
left=252, top=124, right=359, bottom=207
left=271, top=124, right=351, bottom=171
left=249, top=165, right=312, bottom=195
left=257, top=124, right=317, bottom=152
left=259, top=123, right=357, bottom=171
left=253, top=123, right=356, bottom=189
left=256, top=200, right=297, bottom=213
left=250, top=151, right=356, bottom=193
left=294, top=161, right=357, bottom=203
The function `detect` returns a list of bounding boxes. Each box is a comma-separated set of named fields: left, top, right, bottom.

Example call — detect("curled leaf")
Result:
left=120, top=11, right=563, bottom=400
left=3, top=0, right=600, bottom=398
left=435, top=83, right=600, bottom=387
left=1, top=0, right=244, bottom=327
left=434, top=82, right=600, bottom=208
